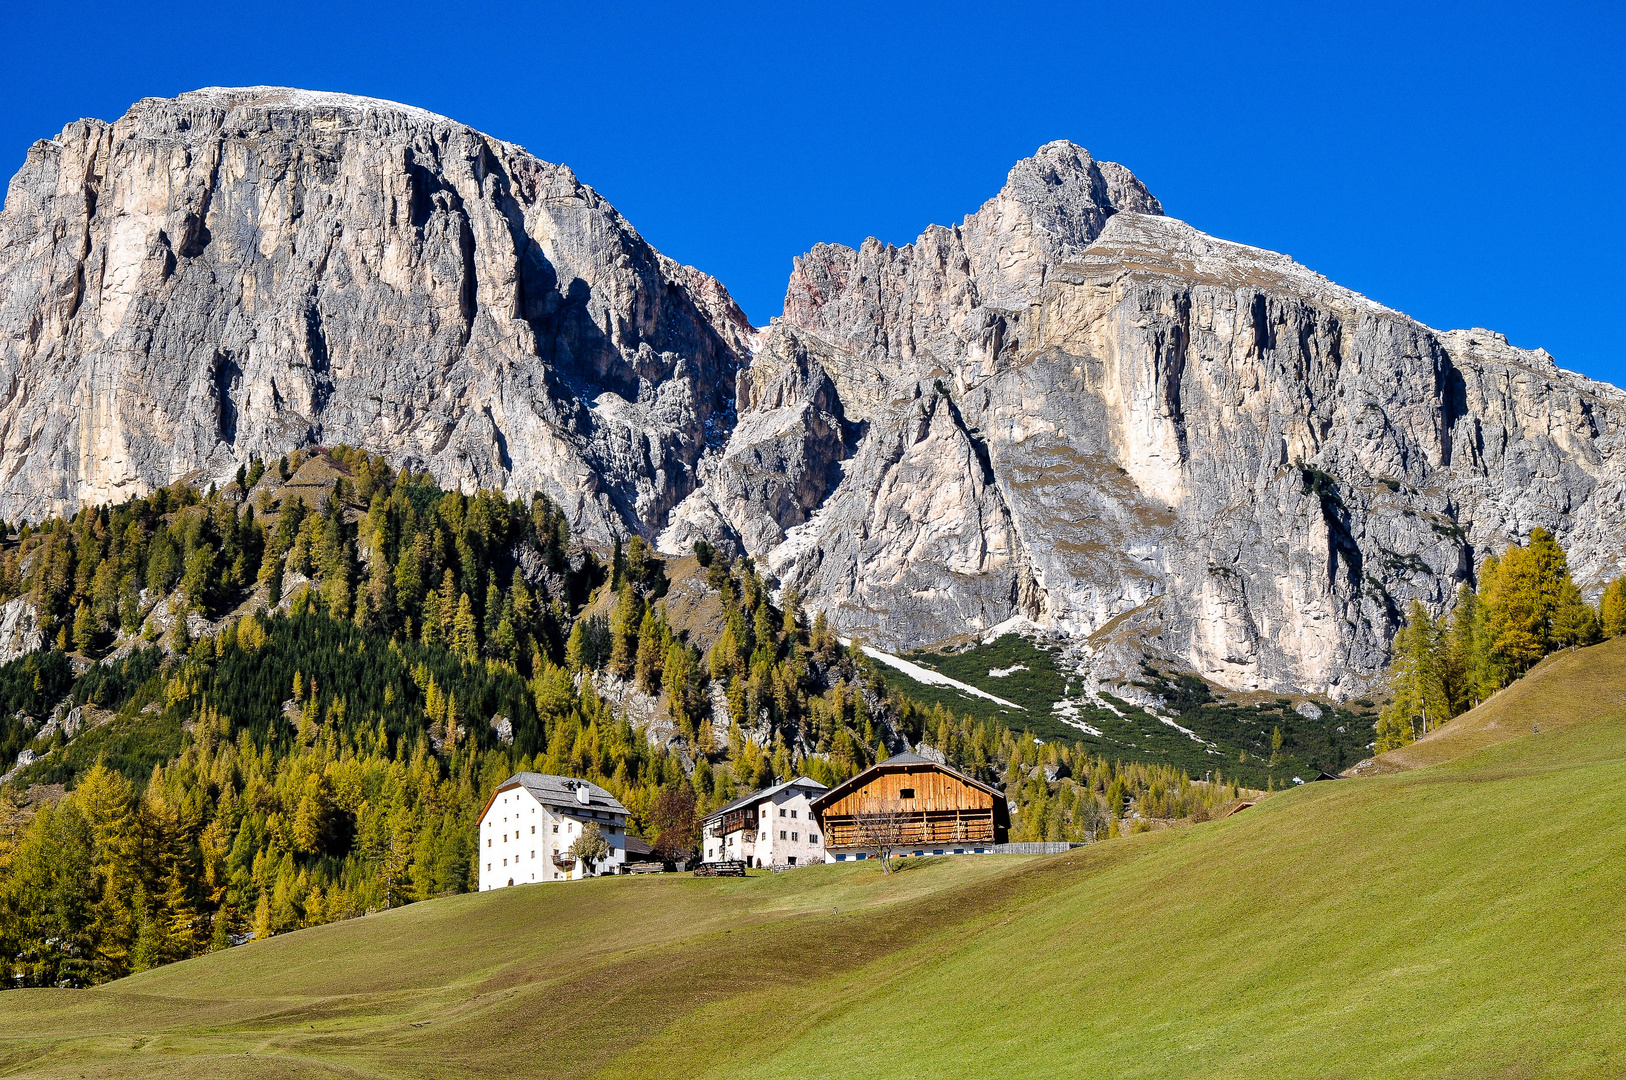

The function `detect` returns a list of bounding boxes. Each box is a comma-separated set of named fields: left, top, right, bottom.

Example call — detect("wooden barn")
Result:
left=810, top=752, right=1008, bottom=860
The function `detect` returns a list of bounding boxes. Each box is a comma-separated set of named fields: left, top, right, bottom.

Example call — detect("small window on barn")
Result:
left=900, top=788, right=915, bottom=800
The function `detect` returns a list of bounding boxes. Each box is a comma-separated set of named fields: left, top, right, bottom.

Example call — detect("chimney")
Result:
left=576, top=782, right=591, bottom=806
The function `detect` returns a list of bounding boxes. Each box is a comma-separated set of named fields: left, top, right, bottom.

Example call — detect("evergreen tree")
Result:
left=1377, top=600, right=1448, bottom=751
left=451, top=594, right=480, bottom=663
left=1601, top=578, right=1626, bottom=639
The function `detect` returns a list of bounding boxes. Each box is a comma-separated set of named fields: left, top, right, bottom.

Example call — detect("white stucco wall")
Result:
left=703, top=781, right=826, bottom=868
left=479, top=785, right=628, bottom=890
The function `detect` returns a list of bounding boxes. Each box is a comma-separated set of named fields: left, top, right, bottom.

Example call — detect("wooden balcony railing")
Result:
left=822, top=812, right=995, bottom=849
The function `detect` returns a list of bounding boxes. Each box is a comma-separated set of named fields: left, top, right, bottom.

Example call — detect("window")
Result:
left=811, top=834, right=819, bottom=843
left=762, top=808, right=769, bottom=818
left=760, top=831, right=767, bottom=840
left=779, top=808, right=786, bottom=817
left=487, top=839, right=492, bottom=848
left=487, top=862, right=491, bottom=870
left=780, top=830, right=787, bottom=839
left=530, top=851, right=535, bottom=859
left=791, top=832, right=798, bottom=841
left=899, top=788, right=915, bottom=800
left=552, top=824, right=558, bottom=833
left=791, top=810, right=797, bottom=819
left=531, top=825, right=535, bottom=834
left=503, top=858, right=507, bottom=866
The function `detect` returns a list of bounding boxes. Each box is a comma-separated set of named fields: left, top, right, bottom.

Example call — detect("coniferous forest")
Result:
left=1377, top=527, right=1626, bottom=750
left=0, top=448, right=1243, bottom=988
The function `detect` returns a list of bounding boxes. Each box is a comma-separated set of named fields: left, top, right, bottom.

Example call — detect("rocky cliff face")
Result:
left=683, top=144, right=1626, bottom=699
left=0, top=87, right=750, bottom=541
left=3, top=93, right=1623, bottom=698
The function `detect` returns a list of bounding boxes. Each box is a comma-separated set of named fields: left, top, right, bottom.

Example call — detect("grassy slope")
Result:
left=4, top=643, right=1625, bottom=1078
left=1357, top=634, right=1626, bottom=774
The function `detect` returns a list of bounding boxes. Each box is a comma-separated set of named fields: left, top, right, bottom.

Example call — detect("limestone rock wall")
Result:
left=0, top=87, right=750, bottom=541
left=749, top=166, right=1626, bottom=699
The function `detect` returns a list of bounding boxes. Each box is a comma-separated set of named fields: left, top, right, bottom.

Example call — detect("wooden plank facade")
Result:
left=811, top=752, right=1008, bottom=852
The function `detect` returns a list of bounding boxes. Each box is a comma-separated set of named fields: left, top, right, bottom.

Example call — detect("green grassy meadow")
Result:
left=3, top=643, right=1624, bottom=1078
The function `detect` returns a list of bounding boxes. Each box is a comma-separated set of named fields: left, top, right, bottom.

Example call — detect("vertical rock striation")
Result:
left=0, top=87, right=750, bottom=540
left=729, top=146, right=1626, bottom=698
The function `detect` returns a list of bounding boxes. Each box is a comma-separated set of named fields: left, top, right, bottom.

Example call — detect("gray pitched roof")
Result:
left=704, top=775, right=828, bottom=824
left=500, top=772, right=629, bottom=815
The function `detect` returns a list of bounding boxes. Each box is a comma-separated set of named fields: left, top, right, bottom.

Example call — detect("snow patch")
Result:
left=988, top=663, right=1028, bottom=678
left=839, top=639, right=1024, bottom=711
left=1154, top=713, right=1210, bottom=745
left=981, top=614, right=1041, bottom=643
left=1050, top=698, right=1103, bottom=737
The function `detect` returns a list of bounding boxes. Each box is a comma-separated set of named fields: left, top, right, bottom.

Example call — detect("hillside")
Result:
left=1354, top=634, right=1626, bottom=775
left=4, top=640, right=1623, bottom=1077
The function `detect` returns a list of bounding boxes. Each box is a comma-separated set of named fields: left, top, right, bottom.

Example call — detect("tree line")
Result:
left=1378, top=528, right=1626, bottom=750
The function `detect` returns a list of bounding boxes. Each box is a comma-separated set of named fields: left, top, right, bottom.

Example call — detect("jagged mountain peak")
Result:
left=989, top=139, right=1163, bottom=230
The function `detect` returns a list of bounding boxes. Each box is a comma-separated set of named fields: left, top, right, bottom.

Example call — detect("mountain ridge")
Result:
left=2, top=87, right=1622, bottom=699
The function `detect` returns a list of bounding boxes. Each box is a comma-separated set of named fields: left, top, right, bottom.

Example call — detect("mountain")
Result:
left=3, top=89, right=1623, bottom=699
left=0, top=87, right=751, bottom=543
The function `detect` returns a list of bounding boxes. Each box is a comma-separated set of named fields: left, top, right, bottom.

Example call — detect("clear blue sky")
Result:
left=4, top=1, right=1621, bottom=383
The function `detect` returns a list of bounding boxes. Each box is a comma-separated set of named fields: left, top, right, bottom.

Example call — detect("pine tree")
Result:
left=253, top=891, right=272, bottom=941
left=634, top=610, right=663, bottom=693
left=565, top=620, right=588, bottom=671
left=1601, top=577, right=1626, bottom=639
left=608, top=586, right=642, bottom=678
left=72, top=601, right=97, bottom=654
left=451, top=594, right=480, bottom=663
left=1377, top=600, right=1448, bottom=750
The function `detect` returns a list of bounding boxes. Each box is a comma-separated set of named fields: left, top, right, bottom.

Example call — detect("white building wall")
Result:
left=479, top=787, right=629, bottom=890
left=758, top=786, right=824, bottom=867
left=702, top=782, right=826, bottom=868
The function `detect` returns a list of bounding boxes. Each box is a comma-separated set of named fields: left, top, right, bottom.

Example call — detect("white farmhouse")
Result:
left=477, top=772, right=631, bottom=890
left=702, top=776, right=827, bottom=868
